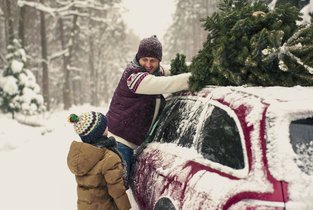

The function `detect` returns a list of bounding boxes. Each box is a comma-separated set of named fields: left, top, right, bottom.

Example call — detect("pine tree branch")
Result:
left=0, top=52, right=7, bottom=66
left=286, top=24, right=311, bottom=45
left=280, top=44, right=313, bottom=74
left=296, top=73, right=313, bottom=81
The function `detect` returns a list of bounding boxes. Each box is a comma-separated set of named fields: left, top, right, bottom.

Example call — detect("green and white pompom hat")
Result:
left=68, top=111, right=108, bottom=144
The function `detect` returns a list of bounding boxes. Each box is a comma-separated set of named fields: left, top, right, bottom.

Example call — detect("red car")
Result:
left=131, top=86, right=313, bottom=210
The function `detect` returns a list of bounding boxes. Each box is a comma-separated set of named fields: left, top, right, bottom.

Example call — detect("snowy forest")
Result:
left=0, top=0, right=312, bottom=116
left=0, top=1, right=313, bottom=210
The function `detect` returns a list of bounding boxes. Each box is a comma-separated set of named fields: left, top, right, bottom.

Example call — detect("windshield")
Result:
left=290, top=118, right=313, bottom=175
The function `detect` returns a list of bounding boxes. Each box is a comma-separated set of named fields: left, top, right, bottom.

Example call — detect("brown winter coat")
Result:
left=67, top=141, right=131, bottom=210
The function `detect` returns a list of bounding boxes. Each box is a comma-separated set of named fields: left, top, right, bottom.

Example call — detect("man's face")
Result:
left=139, top=57, right=160, bottom=74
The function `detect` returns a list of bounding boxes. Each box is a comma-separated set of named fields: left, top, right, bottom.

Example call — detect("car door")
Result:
left=132, top=96, right=249, bottom=210
left=132, top=97, right=208, bottom=209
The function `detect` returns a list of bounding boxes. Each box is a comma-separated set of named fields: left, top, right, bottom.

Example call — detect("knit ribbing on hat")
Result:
left=136, top=35, right=162, bottom=61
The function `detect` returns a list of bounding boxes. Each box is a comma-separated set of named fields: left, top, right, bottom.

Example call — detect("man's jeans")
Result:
left=116, top=142, right=133, bottom=181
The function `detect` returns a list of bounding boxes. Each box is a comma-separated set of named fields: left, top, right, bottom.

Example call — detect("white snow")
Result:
left=0, top=53, right=45, bottom=114
left=0, top=76, right=19, bottom=95
left=11, top=60, right=24, bottom=73
left=300, top=2, right=313, bottom=24
left=1, top=82, right=313, bottom=209
left=269, top=0, right=313, bottom=25
left=0, top=104, right=139, bottom=210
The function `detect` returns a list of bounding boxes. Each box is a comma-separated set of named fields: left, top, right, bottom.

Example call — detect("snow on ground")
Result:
left=0, top=104, right=139, bottom=210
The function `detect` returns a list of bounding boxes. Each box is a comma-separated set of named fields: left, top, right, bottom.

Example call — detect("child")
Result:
left=67, top=111, right=131, bottom=210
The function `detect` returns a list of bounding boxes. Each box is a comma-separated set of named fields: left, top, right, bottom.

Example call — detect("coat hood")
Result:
left=67, top=141, right=104, bottom=176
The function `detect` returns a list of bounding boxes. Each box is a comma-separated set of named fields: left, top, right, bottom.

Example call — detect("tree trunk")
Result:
left=58, top=13, right=79, bottom=110
left=18, top=5, right=26, bottom=47
left=58, top=18, right=72, bottom=110
left=39, top=0, right=50, bottom=110
left=89, top=36, right=97, bottom=106
left=192, top=17, right=197, bottom=59
left=0, top=4, right=5, bottom=60
left=4, top=0, right=14, bottom=43
left=72, top=79, right=80, bottom=105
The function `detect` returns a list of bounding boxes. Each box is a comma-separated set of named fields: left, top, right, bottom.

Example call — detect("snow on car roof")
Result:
left=201, top=85, right=313, bottom=103
left=195, top=85, right=313, bottom=123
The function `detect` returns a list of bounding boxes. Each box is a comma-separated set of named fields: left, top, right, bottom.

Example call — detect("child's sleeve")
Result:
left=103, top=153, right=131, bottom=210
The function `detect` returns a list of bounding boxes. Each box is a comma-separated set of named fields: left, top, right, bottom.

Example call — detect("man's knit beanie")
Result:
left=68, top=111, right=108, bottom=144
left=136, top=35, right=162, bottom=61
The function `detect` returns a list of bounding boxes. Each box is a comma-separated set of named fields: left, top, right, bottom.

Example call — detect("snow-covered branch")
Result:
left=17, top=0, right=56, bottom=17
left=89, top=17, right=110, bottom=23
left=67, top=65, right=81, bottom=72
left=58, top=10, right=89, bottom=17
left=71, top=1, right=110, bottom=11
left=48, top=49, right=69, bottom=61
left=286, top=24, right=311, bottom=45
left=282, top=46, right=313, bottom=74
left=0, top=52, right=8, bottom=66
left=277, top=24, right=313, bottom=74
left=17, top=0, right=113, bottom=18
left=268, top=0, right=277, bottom=10
left=0, top=7, right=4, bottom=17
left=278, top=43, right=313, bottom=74
left=56, top=0, right=111, bottom=10
left=54, top=1, right=76, bottom=15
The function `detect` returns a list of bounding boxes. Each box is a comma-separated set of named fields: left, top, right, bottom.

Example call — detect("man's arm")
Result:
left=127, top=72, right=191, bottom=95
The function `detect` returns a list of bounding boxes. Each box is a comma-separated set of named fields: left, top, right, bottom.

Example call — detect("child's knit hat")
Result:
left=136, top=35, right=162, bottom=61
left=68, top=111, right=108, bottom=144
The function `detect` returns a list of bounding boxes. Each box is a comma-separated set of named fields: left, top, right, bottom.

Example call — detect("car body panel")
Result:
left=131, top=86, right=313, bottom=210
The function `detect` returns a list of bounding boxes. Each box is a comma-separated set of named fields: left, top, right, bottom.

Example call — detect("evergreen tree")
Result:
left=188, top=0, right=313, bottom=92
left=0, top=39, right=45, bottom=118
left=170, top=53, right=189, bottom=75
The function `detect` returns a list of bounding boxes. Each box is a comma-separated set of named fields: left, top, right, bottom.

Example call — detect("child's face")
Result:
left=103, top=127, right=108, bottom=136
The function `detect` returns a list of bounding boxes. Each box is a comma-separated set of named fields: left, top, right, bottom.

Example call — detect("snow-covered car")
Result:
left=131, top=86, right=313, bottom=210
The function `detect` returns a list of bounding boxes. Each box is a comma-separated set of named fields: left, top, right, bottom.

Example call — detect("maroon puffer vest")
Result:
left=107, top=62, right=160, bottom=146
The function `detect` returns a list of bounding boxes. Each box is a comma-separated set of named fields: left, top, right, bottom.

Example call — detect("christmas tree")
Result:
left=170, top=53, right=189, bottom=75
left=183, top=0, right=313, bottom=92
left=0, top=39, right=45, bottom=118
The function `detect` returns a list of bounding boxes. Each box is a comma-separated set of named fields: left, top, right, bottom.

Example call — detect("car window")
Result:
left=199, top=106, right=245, bottom=169
left=178, top=100, right=205, bottom=147
left=290, top=117, right=313, bottom=175
left=153, top=98, right=186, bottom=143
left=148, top=97, right=245, bottom=169
left=151, top=98, right=205, bottom=147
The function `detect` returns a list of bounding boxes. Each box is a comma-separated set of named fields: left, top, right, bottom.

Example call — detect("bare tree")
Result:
left=14, top=0, right=135, bottom=109
left=4, top=0, right=14, bottom=43
left=58, top=16, right=76, bottom=110
left=39, top=0, right=49, bottom=110
left=18, top=4, right=25, bottom=46
left=0, top=4, right=6, bottom=67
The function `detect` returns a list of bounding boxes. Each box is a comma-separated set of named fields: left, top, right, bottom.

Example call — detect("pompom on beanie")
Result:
left=136, top=35, right=162, bottom=61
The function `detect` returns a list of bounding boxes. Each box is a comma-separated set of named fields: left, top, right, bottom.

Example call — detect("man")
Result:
left=107, top=35, right=191, bottom=179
